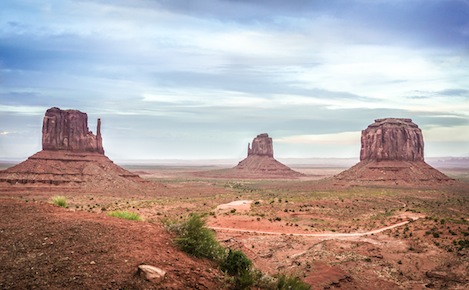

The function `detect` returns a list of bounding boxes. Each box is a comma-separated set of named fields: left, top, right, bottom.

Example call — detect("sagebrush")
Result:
left=172, top=214, right=225, bottom=261
left=107, top=211, right=141, bottom=221
left=52, top=196, right=67, bottom=208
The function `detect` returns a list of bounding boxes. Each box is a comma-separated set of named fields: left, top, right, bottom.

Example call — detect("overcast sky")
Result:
left=1, top=0, right=468, bottom=161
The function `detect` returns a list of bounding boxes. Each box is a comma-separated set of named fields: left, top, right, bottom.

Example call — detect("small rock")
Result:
left=90, top=261, right=96, bottom=265
left=137, top=265, right=166, bottom=283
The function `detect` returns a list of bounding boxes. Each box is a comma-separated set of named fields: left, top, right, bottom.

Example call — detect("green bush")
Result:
left=221, top=249, right=252, bottom=276
left=174, top=214, right=225, bottom=261
left=107, top=210, right=141, bottom=221
left=276, top=274, right=311, bottom=290
left=234, top=269, right=255, bottom=289
left=52, top=196, right=67, bottom=208
left=166, top=214, right=312, bottom=289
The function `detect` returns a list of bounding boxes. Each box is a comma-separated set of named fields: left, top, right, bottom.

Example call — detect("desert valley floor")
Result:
left=1, top=162, right=468, bottom=289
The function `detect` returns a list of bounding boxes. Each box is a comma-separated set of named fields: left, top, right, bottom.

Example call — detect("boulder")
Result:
left=360, top=118, right=423, bottom=162
left=137, top=265, right=166, bottom=283
left=42, top=107, right=104, bottom=154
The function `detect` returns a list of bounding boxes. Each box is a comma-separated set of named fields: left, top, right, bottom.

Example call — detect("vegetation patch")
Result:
left=52, top=196, right=67, bottom=208
left=168, top=214, right=225, bottom=261
left=276, top=274, right=311, bottom=290
left=107, top=210, right=141, bottom=221
left=165, top=213, right=311, bottom=289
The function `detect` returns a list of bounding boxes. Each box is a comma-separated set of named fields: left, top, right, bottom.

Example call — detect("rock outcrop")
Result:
left=248, top=133, right=274, bottom=157
left=0, top=107, right=148, bottom=191
left=42, top=107, right=104, bottom=154
left=235, top=133, right=303, bottom=178
left=360, top=118, right=423, bottom=162
left=196, top=133, right=303, bottom=179
left=334, top=118, right=453, bottom=186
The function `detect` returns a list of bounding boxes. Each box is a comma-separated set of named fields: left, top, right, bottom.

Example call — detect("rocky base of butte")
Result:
left=334, top=118, right=453, bottom=186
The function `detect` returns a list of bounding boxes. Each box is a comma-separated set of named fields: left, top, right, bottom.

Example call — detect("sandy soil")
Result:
left=1, top=165, right=468, bottom=289
left=0, top=199, right=225, bottom=290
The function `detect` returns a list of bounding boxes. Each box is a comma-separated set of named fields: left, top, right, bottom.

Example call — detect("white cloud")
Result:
left=424, top=125, right=469, bottom=142
left=275, top=131, right=361, bottom=145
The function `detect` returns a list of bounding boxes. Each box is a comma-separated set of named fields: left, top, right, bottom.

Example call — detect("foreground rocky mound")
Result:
left=0, top=107, right=145, bottom=190
left=0, top=199, right=224, bottom=289
left=196, top=133, right=303, bottom=179
left=334, top=118, right=453, bottom=186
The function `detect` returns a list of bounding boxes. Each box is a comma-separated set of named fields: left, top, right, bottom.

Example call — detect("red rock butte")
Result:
left=232, top=133, right=303, bottom=178
left=0, top=107, right=146, bottom=191
left=193, top=133, right=303, bottom=179
left=334, top=118, right=453, bottom=186
left=42, top=107, right=104, bottom=154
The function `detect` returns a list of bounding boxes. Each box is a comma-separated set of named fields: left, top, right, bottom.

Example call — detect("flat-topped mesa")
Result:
left=247, top=133, right=273, bottom=158
left=42, top=107, right=104, bottom=154
left=360, top=118, right=424, bottom=162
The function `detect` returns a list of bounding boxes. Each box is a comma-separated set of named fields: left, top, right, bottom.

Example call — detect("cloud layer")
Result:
left=1, top=0, right=468, bottom=159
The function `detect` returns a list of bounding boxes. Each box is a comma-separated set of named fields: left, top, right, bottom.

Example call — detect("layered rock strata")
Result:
left=335, top=118, right=453, bottom=186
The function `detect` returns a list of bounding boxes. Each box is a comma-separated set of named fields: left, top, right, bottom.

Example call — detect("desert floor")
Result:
left=1, top=163, right=468, bottom=289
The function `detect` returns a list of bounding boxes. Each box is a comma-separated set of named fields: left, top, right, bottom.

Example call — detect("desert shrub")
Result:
left=173, top=214, right=225, bottom=262
left=276, top=274, right=311, bottom=290
left=221, top=249, right=252, bottom=276
left=234, top=269, right=256, bottom=289
left=52, top=196, right=67, bottom=208
left=107, top=210, right=141, bottom=221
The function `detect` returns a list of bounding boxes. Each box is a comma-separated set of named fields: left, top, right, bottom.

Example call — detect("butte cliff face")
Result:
left=0, top=107, right=147, bottom=191
left=360, top=118, right=423, bottom=162
left=42, top=107, right=104, bottom=154
left=248, top=133, right=274, bottom=157
left=335, top=118, right=452, bottom=186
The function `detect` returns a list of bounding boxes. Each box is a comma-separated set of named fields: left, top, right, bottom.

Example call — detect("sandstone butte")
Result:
left=232, top=133, right=303, bottom=178
left=334, top=118, right=453, bottom=186
left=0, top=107, right=145, bottom=190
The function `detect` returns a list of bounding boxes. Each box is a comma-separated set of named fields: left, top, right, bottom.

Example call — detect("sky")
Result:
left=0, top=0, right=468, bottom=161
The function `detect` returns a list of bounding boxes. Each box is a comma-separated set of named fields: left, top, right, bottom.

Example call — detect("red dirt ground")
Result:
left=0, top=199, right=225, bottom=290
left=1, top=163, right=468, bottom=289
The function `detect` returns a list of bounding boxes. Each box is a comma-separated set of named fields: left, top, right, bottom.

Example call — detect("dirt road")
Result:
left=209, top=217, right=419, bottom=238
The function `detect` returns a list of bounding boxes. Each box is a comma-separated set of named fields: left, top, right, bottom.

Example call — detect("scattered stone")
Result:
left=137, top=265, right=166, bottom=283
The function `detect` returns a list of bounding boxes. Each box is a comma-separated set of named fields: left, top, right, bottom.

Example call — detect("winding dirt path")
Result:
left=209, top=216, right=419, bottom=238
